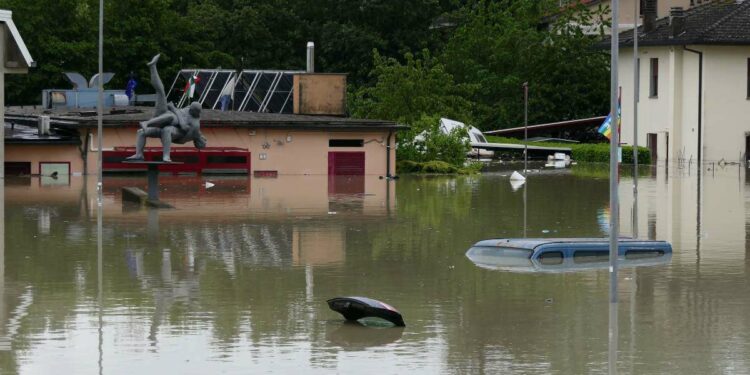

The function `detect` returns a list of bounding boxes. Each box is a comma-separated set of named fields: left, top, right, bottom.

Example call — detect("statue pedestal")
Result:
left=122, top=161, right=183, bottom=204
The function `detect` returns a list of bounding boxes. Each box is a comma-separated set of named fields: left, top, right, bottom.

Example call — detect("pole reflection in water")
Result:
left=609, top=301, right=618, bottom=375
left=523, top=181, right=527, bottom=238
left=633, top=166, right=639, bottom=239
left=97, top=182, right=103, bottom=375
left=147, top=208, right=159, bottom=243
left=0, top=172, right=4, bottom=351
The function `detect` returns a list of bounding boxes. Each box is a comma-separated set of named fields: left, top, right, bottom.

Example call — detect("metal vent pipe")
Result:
left=306, top=42, right=315, bottom=73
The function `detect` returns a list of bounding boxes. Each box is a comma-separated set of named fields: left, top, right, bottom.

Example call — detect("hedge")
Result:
left=397, top=160, right=483, bottom=174
left=486, top=136, right=651, bottom=165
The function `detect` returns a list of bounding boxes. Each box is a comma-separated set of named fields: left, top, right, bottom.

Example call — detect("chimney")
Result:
left=38, top=115, right=50, bottom=136
left=643, top=0, right=657, bottom=32
left=670, top=7, right=686, bottom=38
left=306, top=42, right=315, bottom=73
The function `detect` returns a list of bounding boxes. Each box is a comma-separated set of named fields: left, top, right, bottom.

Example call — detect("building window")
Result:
left=40, top=162, right=70, bottom=186
left=5, top=162, right=31, bottom=176
left=206, top=155, right=247, bottom=164
left=747, top=58, right=750, bottom=98
left=636, top=58, right=641, bottom=102
left=329, top=139, right=364, bottom=147
left=649, top=58, right=659, bottom=98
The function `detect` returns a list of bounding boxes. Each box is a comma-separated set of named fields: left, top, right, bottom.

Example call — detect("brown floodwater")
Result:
left=0, top=164, right=748, bottom=374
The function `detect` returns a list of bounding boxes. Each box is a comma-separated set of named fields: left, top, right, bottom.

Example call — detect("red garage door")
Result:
left=328, top=152, right=365, bottom=175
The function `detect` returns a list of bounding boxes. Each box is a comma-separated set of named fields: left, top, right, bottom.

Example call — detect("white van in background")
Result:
left=439, top=118, right=495, bottom=159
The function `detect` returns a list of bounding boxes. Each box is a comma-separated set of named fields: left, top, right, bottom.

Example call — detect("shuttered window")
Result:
left=649, top=58, right=659, bottom=98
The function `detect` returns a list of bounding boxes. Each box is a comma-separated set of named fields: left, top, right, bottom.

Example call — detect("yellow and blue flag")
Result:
left=598, top=94, right=621, bottom=140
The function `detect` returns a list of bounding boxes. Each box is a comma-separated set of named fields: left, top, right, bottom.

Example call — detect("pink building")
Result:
left=5, top=73, right=406, bottom=176
left=5, top=107, right=403, bottom=178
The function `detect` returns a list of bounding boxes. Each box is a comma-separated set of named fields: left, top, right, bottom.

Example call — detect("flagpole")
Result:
left=609, top=0, right=620, bottom=305
left=97, top=0, right=104, bottom=205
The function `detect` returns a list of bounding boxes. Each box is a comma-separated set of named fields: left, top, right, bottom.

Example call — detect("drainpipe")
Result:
left=386, top=130, right=393, bottom=179
left=684, top=46, right=704, bottom=256
left=683, top=47, right=703, bottom=164
left=81, top=130, right=91, bottom=174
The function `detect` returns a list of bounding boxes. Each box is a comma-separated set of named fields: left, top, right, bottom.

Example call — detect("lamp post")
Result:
left=632, top=0, right=640, bottom=239
left=608, top=0, right=621, bottom=373
left=609, top=0, right=620, bottom=305
left=523, top=82, right=528, bottom=175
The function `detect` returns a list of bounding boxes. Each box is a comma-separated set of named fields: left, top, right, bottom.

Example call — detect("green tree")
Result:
left=397, top=114, right=471, bottom=166
left=350, top=50, right=474, bottom=125
left=442, top=0, right=609, bottom=130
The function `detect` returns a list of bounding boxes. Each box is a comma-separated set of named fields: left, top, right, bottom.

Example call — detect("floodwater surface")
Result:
left=0, top=165, right=748, bottom=374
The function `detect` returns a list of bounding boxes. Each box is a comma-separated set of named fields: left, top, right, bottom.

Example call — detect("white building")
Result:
left=565, top=0, right=692, bottom=34
left=0, top=10, right=34, bottom=175
left=616, top=1, right=750, bottom=162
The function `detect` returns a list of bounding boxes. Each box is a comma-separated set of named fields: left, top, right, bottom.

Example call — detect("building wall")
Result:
left=619, top=46, right=673, bottom=160
left=619, top=45, right=750, bottom=163
left=293, top=74, right=347, bottom=116
left=5, top=144, right=83, bottom=175
left=678, top=48, right=700, bottom=162
left=84, top=127, right=396, bottom=176
left=701, top=46, right=750, bottom=162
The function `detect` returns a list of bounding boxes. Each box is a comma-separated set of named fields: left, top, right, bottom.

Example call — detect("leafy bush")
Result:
left=397, top=114, right=471, bottom=167
left=396, top=160, right=483, bottom=174
left=486, top=136, right=651, bottom=165
left=421, top=161, right=458, bottom=173
left=396, top=160, right=422, bottom=173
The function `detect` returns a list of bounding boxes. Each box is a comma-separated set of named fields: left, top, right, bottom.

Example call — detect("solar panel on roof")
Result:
left=167, top=69, right=301, bottom=114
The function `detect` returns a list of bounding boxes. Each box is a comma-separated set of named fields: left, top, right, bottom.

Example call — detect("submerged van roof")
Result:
left=472, top=238, right=671, bottom=251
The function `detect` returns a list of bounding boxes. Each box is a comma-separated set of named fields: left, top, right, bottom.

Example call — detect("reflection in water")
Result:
left=0, top=166, right=749, bottom=373
left=325, top=321, right=404, bottom=350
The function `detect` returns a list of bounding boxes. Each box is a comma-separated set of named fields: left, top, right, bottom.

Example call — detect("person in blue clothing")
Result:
left=125, top=72, right=137, bottom=102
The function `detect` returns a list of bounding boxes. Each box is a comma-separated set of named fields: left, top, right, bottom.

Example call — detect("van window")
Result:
left=573, top=250, right=609, bottom=264
left=538, top=251, right=564, bottom=265
left=625, top=250, right=664, bottom=259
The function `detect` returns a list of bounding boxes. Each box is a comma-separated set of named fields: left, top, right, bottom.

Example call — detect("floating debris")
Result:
left=327, top=296, right=405, bottom=327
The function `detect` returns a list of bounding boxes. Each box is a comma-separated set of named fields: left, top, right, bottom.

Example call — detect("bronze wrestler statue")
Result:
left=126, top=54, right=207, bottom=162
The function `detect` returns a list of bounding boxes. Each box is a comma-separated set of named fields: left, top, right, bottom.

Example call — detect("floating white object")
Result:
left=509, top=179, right=525, bottom=191
left=510, top=171, right=526, bottom=181
left=205, top=181, right=215, bottom=189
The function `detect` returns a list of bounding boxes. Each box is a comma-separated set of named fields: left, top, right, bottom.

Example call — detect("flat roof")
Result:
left=4, top=123, right=80, bottom=145
left=6, top=106, right=407, bottom=131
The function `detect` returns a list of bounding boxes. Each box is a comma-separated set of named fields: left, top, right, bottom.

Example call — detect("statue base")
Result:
left=122, top=160, right=183, bottom=205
